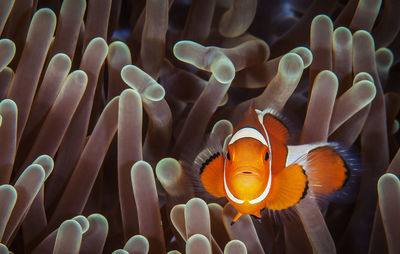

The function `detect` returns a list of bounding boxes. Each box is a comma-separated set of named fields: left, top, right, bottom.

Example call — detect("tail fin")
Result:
left=325, top=143, right=360, bottom=203
left=304, top=143, right=360, bottom=204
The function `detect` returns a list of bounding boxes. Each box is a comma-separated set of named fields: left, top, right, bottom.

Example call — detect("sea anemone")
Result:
left=0, top=0, right=399, bottom=253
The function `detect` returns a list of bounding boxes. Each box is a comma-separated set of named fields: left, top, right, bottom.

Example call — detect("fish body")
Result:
left=197, top=106, right=352, bottom=223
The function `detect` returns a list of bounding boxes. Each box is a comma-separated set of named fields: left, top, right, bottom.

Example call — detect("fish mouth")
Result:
left=241, top=171, right=253, bottom=174
left=233, top=168, right=260, bottom=177
left=239, top=171, right=256, bottom=175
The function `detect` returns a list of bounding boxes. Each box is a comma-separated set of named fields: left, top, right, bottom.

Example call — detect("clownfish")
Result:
left=195, top=106, right=355, bottom=224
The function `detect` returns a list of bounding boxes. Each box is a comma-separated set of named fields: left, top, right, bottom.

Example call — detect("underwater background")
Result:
left=0, top=0, right=399, bottom=253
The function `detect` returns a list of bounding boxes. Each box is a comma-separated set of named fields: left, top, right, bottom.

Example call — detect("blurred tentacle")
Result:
left=118, top=89, right=142, bottom=239
left=49, top=97, right=119, bottom=230
left=131, top=161, right=166, bottom=254
left=7, top=8, right=56, bottom=143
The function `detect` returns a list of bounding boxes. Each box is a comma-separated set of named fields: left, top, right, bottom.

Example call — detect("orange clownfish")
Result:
left=196, top=106, right=354, bottom=224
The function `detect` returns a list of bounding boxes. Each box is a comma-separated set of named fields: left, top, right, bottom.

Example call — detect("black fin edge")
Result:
left=199, top=152, right=221, bottom=174
left=300, top=167, right=309, bottom=200
left=310, top=143, right=361, bottom=204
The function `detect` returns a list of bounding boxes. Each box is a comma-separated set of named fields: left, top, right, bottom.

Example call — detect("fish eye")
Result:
left=227, top=152, right=231, bottom=161
left=265, top=152, right=269, bottom=161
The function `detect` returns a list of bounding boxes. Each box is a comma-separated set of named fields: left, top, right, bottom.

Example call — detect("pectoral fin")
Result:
left=199, top=152, right=225, bottom=197
left=265, top=164, right=308, bottom=210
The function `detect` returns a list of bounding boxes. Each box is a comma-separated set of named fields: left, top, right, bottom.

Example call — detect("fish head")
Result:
left=225, top=138, right=271, bottom=202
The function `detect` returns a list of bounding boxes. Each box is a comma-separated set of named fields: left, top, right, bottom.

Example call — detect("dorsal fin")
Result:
left=233, top=105, right=266, bottom=139
left=261, top=109, right=290, bottom=144
left=254, top=108, right=290, bottom=174
left=268, top=135, right=288, bottom=174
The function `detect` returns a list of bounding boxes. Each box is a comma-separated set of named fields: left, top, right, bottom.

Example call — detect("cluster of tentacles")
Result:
left=0, top=0, right=399, bottom=253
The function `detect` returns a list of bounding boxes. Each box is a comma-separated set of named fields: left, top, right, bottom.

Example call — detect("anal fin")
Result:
left=265, top=164, right=308, bottom=210
left=232, top=212, right=243, bottom=225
